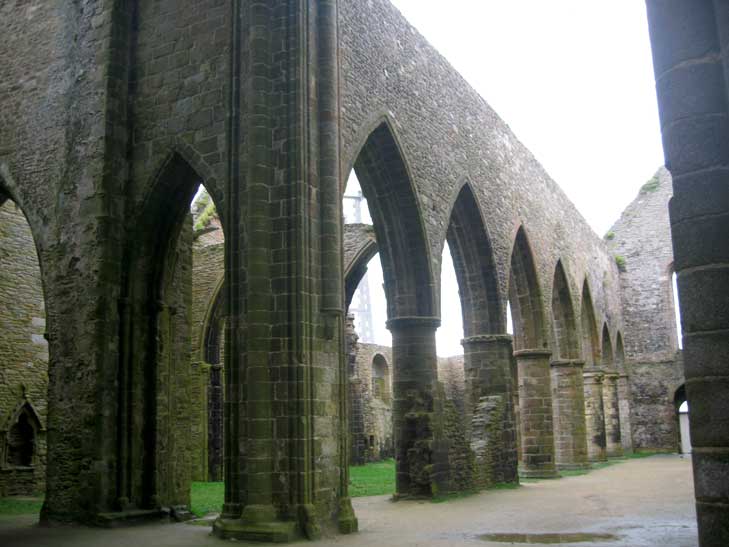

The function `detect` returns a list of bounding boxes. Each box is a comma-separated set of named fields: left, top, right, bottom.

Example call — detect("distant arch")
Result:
left=347, top=120, right=436, bottom=318
left=615, top=332, right=626, bottom=373
left=445, top=182, right=503, bottom=336
left=371, top=353, right=390, bottom=401
left=200, top=275, right=226, bottom=365
left=580, top=280, right=600, bottom=367
left=344, top=237, right=379, bottom=312
left=508, top=226, right=546, bottom=349
left=550, top=260, right=580, bottom=359
left=602, top=324, right=614, bottom=367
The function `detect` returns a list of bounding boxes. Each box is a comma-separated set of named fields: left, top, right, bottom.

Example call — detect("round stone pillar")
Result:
left=550, top=360, right=589, bottom=470
left=602, top=372, right=623, bottom=458
left=515, top=349, right=558, bottom=478
left=617, top=373, right=634, bottom=455
left=387, top=317, right=447, bottom=498
left=583, top=370, right=607, bottom=463
left=462, top=335, right=518, bottom=485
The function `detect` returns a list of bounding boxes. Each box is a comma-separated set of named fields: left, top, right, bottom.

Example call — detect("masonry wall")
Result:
left=607, top=168, right=684, bottom=451
left=0, top=201, right=48, bottom=496
left=340, top=0, right=624, bottom=340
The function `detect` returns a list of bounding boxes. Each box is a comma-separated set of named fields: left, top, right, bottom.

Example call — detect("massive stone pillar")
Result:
left=646, top=2, right=729, bottom=545
left=550, top=360, right=589, bottom=470
left=583, top=370, right=607, bottom=463
left=602, top=372, right=623, bottom=458
left=388, top=317, right=448, bottom=498
left=617, top=373, right=634, bottom=455
left=463, top=335, right=518, bottom=486
left=214, top=0, right=357, bottom=540
left=515, top=349, right=558, bottom=478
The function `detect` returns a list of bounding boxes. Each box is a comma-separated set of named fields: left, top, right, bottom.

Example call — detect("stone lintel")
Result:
left=550, top=359, right=586, bottom=369
left=386, top=316, right=441, bottom=331
left=513, top=348, right=553, bottom=359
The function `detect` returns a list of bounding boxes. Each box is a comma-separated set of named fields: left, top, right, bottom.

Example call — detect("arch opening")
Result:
left=119, top=153, right=227, bottom=510
left=551, top=261, right=580, bottom=360
left=0, top=190, right=49, bottom=500
left=508, top=226, right=546, bottom=350
left=580, top=281, right=600, bottom=367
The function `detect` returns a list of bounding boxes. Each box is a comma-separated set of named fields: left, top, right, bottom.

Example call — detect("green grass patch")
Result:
left=349, top=459, right=396, bottom=497
left=0, top=496, right=43, bottom=516
left=190, top=481, right=224, bottom=517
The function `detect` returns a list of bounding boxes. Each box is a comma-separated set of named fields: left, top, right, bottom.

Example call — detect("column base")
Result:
left=518, top=466, right=560, bottom=479
left=556, top=462, right=591, bottom=472
left=213, top=505, right=297, bottom=543
left=337, top=497, right=358, bottom=534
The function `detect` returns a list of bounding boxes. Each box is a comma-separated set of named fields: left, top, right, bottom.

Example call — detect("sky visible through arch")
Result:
left=347, top=1, right=665, bottom=356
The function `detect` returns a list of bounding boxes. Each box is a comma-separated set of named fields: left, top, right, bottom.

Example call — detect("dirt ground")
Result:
left=0, top=454, right=697, bottom=547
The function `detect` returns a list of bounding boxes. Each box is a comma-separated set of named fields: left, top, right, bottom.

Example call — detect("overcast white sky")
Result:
left=348, top=1, right=666, bottom=356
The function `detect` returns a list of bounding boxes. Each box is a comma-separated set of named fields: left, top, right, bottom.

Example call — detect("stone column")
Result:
left=462, top=334, right=518, bottom=485
left=583, top=370, right=607, bottom=463
left=515, top=349, right=558, bottom=478
left=603, top=372, right=623, bottom=458
left=550, top=360, right=589, bottom=470
left=646, top=2, right=729, bottom=543
left=387, top=317, right=447, bottom=498
left=617, top=373, right=634, bottom=455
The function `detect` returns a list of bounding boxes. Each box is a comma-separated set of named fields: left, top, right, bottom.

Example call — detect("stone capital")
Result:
left=461, top=334, right=513, bottom=346
left=550, top=359, right=586, bottom=369
left=385, top=316, right=441, bottom=331
left=513, top=348, right=553, bottom=359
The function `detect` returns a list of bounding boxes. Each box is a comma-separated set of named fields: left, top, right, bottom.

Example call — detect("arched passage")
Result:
left=0, top=183, right=49, bottom=501
left=347, top=120, right=443, bottom=498
left=549, top=260, right=589, bottom=470
left=508, top=226, right=556, bottom=478
left=446, top=183, right=515, bottom=485
left=601, top=325, right=623, bottom=457
left=117, top=152, right=226, bottom=512
left=580, top=281, right=600, bottom=367
left=674, top=385, right=691, bottom=455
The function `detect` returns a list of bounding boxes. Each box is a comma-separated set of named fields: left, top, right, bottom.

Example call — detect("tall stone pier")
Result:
left=550, top=360, right=589, bottom=470
left=583, top=370, right=607, bottom=463
left=602, top=372, right=623, bottom=458
left=388, top=317, right=448, bottom=499
left=515, top=349, right=558, bottom=478
left=463, top=334, right=519, bottom=485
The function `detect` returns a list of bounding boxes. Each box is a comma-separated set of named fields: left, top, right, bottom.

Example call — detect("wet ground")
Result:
left=0, top=454, right=697, bottom=547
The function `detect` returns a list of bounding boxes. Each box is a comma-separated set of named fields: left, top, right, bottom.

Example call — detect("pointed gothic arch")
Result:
left=445, top=182, right=503, bottom=336
left=602, top=324, right=614, bottom=367
left=580, top=280, right=600, bottom=367
left=508, top=226, right=546, bottom=350
left=551, top=260, right=580, bottom=360
left=118, top=151, right=226, bottom=511
left=349, top=120, right=436, bottom=319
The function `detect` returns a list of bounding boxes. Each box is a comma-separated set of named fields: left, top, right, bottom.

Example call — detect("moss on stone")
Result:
left=640, top=176, right=660, bottom=194
left=604, top=231, right=615, bottom=241
left=614, top=255, right=627, bottom=272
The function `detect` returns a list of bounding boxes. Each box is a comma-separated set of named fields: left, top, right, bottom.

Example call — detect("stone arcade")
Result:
left=0, top=1, right=727, bottom=545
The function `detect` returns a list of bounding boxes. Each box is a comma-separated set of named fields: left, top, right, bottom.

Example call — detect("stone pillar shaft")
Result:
left=646, top=2, right=729, bottom=543
left=583, top=370, right=607, bottom=462
left=603, top=372, right=623, bottom=458
left=515, top=349, right=558, bottom=478
left=463, top=334, right=518, bottom=485
left=617, top=374, right=634, bottom=455
left=550, top=360, right=589, bottom=470
left=388, top=317, right=446, bottom=498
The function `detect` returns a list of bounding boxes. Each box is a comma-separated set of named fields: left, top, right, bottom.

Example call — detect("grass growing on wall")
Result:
left=349, top=459, right=396, bottom=497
